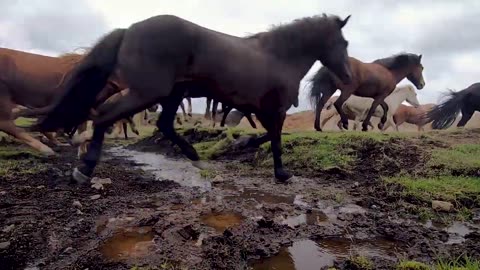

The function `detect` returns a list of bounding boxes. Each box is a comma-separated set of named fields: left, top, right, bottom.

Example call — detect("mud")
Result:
left=1, top=129, right=480, bottom=269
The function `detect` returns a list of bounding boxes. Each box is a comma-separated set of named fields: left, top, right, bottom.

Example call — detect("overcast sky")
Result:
left=2, top=0, right=479, bottom=113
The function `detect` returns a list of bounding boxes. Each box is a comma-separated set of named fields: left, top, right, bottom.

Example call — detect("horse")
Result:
left=320, top=85, right=420, bottom=131
left=393, top=103, right=435, bottom=132
left=426, top=83, right=480, bottom=129
left=309, top=53, right=425, bottom=132
left=35, top=14, right=353, bottom=183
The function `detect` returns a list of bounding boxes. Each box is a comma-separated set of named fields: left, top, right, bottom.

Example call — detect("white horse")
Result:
left=321, top=85, right=420, bottom=131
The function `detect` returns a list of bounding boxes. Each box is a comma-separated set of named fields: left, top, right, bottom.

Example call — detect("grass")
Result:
left=428, top=144, right=480, bottom=175
left=396, top=260, right=430, bottom=270
left=436, top=256, right=480, bottom=270
left=0, top=146, right=47, bottom=176
left=385, top=176, right=480, bottom=203
left=348, top=255, right=373, bottom=270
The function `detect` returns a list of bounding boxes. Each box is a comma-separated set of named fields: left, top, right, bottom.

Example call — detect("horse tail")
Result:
left=308, top=66, right=335, bottom=111
left=426, top=89, right=467, bottom=129
left=36, top=28, right=126, bottom=132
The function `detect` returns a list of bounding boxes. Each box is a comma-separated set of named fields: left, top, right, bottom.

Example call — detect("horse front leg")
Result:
left=362, top=98, right=384, bottom=132
left=204, top=98, right=212, bottom=120
left=211, top=100, right=219, bottom=128
left=256, top=111, right=291, bottom=182
left=220, top=105, right=233, bottom=127
left=333, top=92, right=351, bottom=130
left=179, top=100, right=188, bottom=122
left=377, top=101, right=389, bottom=130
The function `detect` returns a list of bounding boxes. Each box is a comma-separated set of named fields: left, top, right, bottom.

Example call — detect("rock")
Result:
left=0, top=241, right=11, bottom=250
left=91, top=183, right=104, bottom=190
left=76, top=209, right=84, bottom=215
left=72, top=200, right=83, bottom=208
left=90, top=194, right=101, bottom=200
left=212, top=175, right=224, bottom=183
left=63, top=247, right=74, bottom=254
left=353, top=182, right=360, bottom=187
left=36, top=185, right=45, bottom=189
left=432, top=200, right=454, bottom=212
left=0, top=190, right=6, bottom=195
left=91, top=177, right=112, bottom=185
left=2, top=224, right=15, bottom=233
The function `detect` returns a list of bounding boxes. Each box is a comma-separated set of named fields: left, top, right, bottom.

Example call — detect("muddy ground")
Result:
left=1, top=128, right=480, bottom=270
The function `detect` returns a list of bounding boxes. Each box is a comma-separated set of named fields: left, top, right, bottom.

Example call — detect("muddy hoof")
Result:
left=191, top=160, right=209, bottom=170
left=275, top=169, right=293, bottom=183
left=378, top=123, right=384, bottom=130
left=342, top=122, right=349, bottom=130
left=72, top=167, right=91, bottom=184
left=362, top=125, right=368, bottom=132
left=314, top=126, right=322, bottom=132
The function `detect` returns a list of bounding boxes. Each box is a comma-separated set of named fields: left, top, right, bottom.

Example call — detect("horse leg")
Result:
left=179, top=100, right=188, bottom=122
left=43, top=132, right=69, bottom=146
left=362, top=98, right=385, bottom=132
left=457, top=107, right=474, bottom=128
left=314, top=89, right=335, bottom=131
left=211, top=100, right=218, bottom=128
left=0, top=121, right=55, bottom=155
left=122, top=122, right=128, bottom=140
left=128, top=117, right=140, bottom=136
left=73, top=90, right=162, bottom=182
left=377, top=101, right=389, bottom=130
left=333, top=92, right=351, bottom=130
left=158, top=92, right=202, bottom=167
left=220, top=105, right=233, bottom=127
left=256, top=111, right=291, bottom=182
left=245, top=113, right=257, bottom=129
left=187, top=97, right=192, bottom=117
left=204, top=98, right=212, bottom=120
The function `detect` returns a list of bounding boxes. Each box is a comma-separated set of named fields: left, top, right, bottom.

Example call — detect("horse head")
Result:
left=406, top=54, right=425, bottom=90
left=404, top=85, right=421, bottom=108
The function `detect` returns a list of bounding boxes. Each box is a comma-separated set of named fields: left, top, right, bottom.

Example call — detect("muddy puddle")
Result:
left=108, top=147, right=211, bottom=190
left=425, top=220, right=475, bottom=244
left=200, top=212, right=246, bottom=232
left=99, top=226, right=155, bottom=261
left=250, top=237, right=402, bottom=270
left=279, top=210, right=329, bottom=228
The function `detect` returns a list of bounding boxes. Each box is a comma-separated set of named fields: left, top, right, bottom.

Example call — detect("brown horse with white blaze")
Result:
left=309, top=53, right=425, bottom=132
left=35, top=14, right=353, bottom=183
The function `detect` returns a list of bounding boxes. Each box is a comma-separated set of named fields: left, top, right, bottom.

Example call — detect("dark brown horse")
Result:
left=309, top=53, right=425, bottom=132
left=36, top=14, right=353, bottom=183
left=426, top=83, right=480, bottom=129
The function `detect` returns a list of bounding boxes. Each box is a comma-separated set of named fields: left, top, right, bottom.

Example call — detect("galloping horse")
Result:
left=393, top=103, right=435, bottom=131
left=35, top=14, right=353, bottom=183
left=320, top=85, right=420, bottom=131
left=309, top=53, right=425, bottom=132
left=427, top=83, right=480, bottom=129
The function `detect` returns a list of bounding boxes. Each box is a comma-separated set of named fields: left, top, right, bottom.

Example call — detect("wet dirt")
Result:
left=1, top=129, right=480, bottom=269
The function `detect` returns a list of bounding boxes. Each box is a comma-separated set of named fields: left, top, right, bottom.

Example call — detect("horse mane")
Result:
left=54, top=47, right=91, bottom=88
left=251, top=14, right=342, bottom=57
left=373, top=52, right=421, bottom=70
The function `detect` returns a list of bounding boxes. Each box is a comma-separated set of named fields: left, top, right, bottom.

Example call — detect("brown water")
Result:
left=225, top=187, right=295, bottom=205
left=281, top=210, right=329, bottom=228
left=250, top=237, right=402, bottom=270
left=99, top=226, right=155, bottom=261
left=200, top=212, right=246, bottom=232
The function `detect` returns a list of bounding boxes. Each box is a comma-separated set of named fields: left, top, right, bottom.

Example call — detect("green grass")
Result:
left=428, top=144, right=480, bottom=175
left=0, top=146, right=47, bottom=176
left=348, top=255, right=373, bottom=270
left=435, top=256, right=480, bottom=270
left=385, top=176, right=480, bottom=203
left=397, top=260, right=430, bottom=270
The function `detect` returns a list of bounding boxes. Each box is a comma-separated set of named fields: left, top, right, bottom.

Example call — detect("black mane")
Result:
left=373, top=53, right=421, bottom=70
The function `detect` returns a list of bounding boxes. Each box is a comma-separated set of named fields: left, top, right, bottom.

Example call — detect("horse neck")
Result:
left=387, top=66, right=412, bottom=84
left=385, top=89, right=410, bottom=111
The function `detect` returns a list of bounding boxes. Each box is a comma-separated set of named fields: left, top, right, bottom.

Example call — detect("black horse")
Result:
left=36, top=14, right=353, bottom=183
left=427, top=83, right=480, bottom=129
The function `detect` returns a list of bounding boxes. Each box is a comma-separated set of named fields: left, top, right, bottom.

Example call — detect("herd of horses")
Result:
left=1, top=14, right=479, bottom=183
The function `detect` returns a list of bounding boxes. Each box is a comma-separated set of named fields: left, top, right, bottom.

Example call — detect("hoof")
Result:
left=342, top=122, right=349, bottom=130
left=192, top=160, right=209, bottom=170
left=56, top=143, right=70, bottom=147
left=72, top=167, right=91, bottom=184
left=275, top=169, right=293, bottom=183
left=41, top=148, right=57, bottom=157
left=378, top=123, right=384, bottom=130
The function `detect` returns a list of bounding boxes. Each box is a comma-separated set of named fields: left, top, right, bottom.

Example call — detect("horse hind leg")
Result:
left=1, top=121, right=55, bottom=155
left=457, top=107, right=474, bottom=128
left=333, top=92, right=352, bottom=130
left=211, top=100, right=219, bottom=128
left=314, top=89, right=335, bottom=131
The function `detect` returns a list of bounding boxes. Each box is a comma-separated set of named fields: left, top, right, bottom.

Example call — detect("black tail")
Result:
left=308, top=67, right=335, bottom=111
left=426, top=89, right=467, bottom=129
left=36, top=28, right=126, bottom=132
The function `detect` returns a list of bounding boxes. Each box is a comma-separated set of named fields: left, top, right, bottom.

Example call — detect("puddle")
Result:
left=200, top=212, right=245, bottom=232
left=281, top=210, right=329, bottom=228
left=108, top=147, right=211, bottom=190
left=250, top=238, right=402, bottom=270
left=425, top=220, right=473, bottom=244
left=99, top=226, right=155, bottom=261
left=225, top=188, right=295, bottom=205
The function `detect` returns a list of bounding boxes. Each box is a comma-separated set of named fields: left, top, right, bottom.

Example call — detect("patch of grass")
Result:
left=435, top=255, right=480, bottom=270
left=194, top=138, right=232, bottom=160
left=428, top=144, right=480, bottom=175
left=199, top=168, right=216, bottom=179
left=396, top=260, right=430, bottom=270
left=349, top=255, right=373, bottom=270
left=385, top=176, right=480, bottom=203
left=416, top=207, right=435, bottom=223
left=0, top=146, right=47, bottom=176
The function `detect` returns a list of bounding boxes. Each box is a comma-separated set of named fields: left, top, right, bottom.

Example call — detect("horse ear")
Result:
left=338, top=15, right=351, bottom=28
left=418, top=54, right=422, bottom=62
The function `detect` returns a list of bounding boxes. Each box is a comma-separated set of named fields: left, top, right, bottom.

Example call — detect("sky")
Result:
left=1, top=0, right=479, bottom=114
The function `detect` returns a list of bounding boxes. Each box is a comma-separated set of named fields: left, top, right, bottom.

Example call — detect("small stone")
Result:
left=72, top=200, right=83, bottom=208
left=36, top=185, right=45, bottom=189
left=0, top=241, right=11, bottom=250
left=63, top=247, right=74, bottom=254
left=371, top=204, right=379, bottom=210
left=2, top=224, right=15, bottom=233
left=432, top=200, right=454, bottom=212
left=91, top=183, right=104, bottom=190
left=76, top=209, right=84, bottom=215
left=91, top=177, right=112, bottom=185
left=0, top=190, right=6, bottom=195
left=212, top=175, right=224, bottom=183
left=353, top=182, right=360, bottom=187
left=90, top=194, right=101, bottom=200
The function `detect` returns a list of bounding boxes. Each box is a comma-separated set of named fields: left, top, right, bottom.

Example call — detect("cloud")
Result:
left=0, top=0, right=108, bottom=54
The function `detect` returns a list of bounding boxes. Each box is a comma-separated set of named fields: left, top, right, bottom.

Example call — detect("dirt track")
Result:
left=1, top=126, right=480, bottom=269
